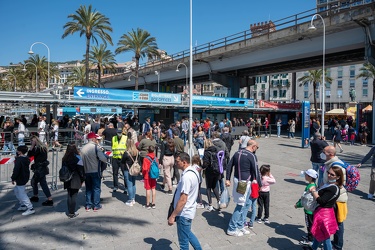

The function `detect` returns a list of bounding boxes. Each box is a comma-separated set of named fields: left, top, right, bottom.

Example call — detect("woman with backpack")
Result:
left=62, top=142, right=85, bottom=218
left=159, top=135, right=175, bottom=195
left=202, top=139, right=221, bottom=212
left=121, top=139, right=139, bottom=207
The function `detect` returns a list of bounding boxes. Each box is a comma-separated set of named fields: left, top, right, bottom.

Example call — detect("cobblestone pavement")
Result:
left=0, top=135, right=374, bottom=249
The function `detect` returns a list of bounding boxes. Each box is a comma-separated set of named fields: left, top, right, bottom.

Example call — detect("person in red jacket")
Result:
left=142, top=145, right=157, bottom=209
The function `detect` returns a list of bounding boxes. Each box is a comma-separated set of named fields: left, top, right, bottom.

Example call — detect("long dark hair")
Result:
left=62, top=143, right=79, bottom=162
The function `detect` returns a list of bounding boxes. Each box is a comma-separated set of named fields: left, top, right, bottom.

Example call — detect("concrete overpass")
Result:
left=103, top=3, right=375, bottom=97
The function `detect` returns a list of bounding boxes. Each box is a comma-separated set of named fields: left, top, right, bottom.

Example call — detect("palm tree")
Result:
left=25, top=54, right=49, bottom=91
left=298, top=69, right=333, bottom=119
left=89, top=44, right=117, bottom=88
left=62, top=5, right=113, bottom=86
left=357, top=62, right=375, bottom=101
left=115, top=28, right=159, bottom=90
left=67, top=65, right=96, bottom=87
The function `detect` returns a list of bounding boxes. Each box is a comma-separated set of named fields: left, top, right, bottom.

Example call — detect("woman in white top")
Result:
left=239, top=130, right=251, bottom=150
left=51, top=120, right=61, bottom=149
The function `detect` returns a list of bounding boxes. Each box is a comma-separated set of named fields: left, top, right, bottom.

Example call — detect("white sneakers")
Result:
left=22, top=208, right=35, bottom=216
left=196, top=203, right=205, bottom=209
left=227, top=229, right=243, bottom=237
left=207, top=205, right=214, bottom=212
left=17, top=205, right=27, bottom=211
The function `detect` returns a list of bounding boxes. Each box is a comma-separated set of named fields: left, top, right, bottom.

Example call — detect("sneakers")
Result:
left=125, top=200, right=134, bottom=207
left=160, top=184, right=165, bottom=190
left=93, top=205, right=102, bottom=212
left=239, top=227, right=251, bottom=235
left=68, top=212, right=79, bottom=219
left=30, top=196, right=39, bottom=202
left=263, top=218, right=270, bottom=224
left=340, top=149, right=344, bottom=153
left=85, top=207, right=91, bottom=212
left=131, top=199, right=136, bottom=205
left=167, top=190, right=173, bottom=195
left=17, top=205, right=28, bottom=211
left=227, top=229, right=244, bottom=237
left=196, top=203, right=205, bottom=209
left=151, top=204, right=156, bottom=209
left=368, top=194, right=374, bottom=200
left=42, top=200, right=54, bottom=206
left=299, top=240, right=312, bottom=246
left=207, top=205, right=214, bottom=212
left=247, top=222, right=254, bottom=229
left=113, top=187, right=118, bottom=192
left=22, top=208, right=35, bottom=216
left=256, top=218, right=263, bottom=224
left=265, top=136, right=268, bottom=138
left=143, top=203, right=151, bottom=210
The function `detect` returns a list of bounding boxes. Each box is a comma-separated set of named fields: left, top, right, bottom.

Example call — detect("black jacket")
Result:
left=221, top=132, right=234, bottom=152
left=63, top=154, right=84, bottom=190
left=121, top=151, right=137, bottom=170
left=11, top=156, right=30, bottom=186
left=310, top=138, right=329, bottom=163
left=226, top=149, right=261, bottom=185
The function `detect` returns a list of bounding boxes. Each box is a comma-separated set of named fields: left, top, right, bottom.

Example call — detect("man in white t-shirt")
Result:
left=168, top=152, right=202, bottom=250
left=15, top=118, right=26, bottom=146
left=38, top=116, right=47, bottom=144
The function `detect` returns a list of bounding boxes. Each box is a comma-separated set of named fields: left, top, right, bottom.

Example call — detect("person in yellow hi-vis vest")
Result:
left=112, top=128, right=127, bottom=193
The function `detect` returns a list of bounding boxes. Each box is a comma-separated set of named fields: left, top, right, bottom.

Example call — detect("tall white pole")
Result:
left=189, top=0, right=194, bottom=158
left=310, top=14, right=325, bottom=137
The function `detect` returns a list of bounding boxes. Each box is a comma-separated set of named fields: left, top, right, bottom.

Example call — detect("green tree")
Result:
left=357, top=62, right=375, bottom=101
left=25, top=54, right=49, bottom=91
left=298, top=69, right=332, bottom=119
left=89, top=44, right=117, bottom=88
left=67, top=65, right=96, bottom=87
left=62, top=5, right=113, bottom=86
left=115, top=28, right=159, bottom=90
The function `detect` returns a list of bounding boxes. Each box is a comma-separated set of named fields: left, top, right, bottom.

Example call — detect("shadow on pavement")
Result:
left=201, top=210, right=232, bottom=233
left=284, top=178, right=307, bottom=186
left=144, top=237, right=173, bottom=250
left=267, top=222, right=305, bottom=241
left=267, top=237, right=300, bottom=250
left=277, top=144, right=303, bottom=149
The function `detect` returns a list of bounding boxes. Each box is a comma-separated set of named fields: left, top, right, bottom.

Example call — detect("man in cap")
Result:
left=310, top=132, right=329, bottom=186
left=81, top=132, right=109, bottom=211
left=111, top=128, right=127, bottom=192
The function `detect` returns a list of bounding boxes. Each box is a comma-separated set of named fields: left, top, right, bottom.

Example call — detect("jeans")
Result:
left=67, top=188, right=79, bottom=214
left=31, top=173, right=52, bottom=198
left=312, top=237, right=332, bottom=250
left=228, top=188, right=252, bottom=232
left=318, top=165, right=325, bottom=187
left=332, top=222, right=344, bottom=250
left=123, top=170, right=136, bottom=201
left=85, top=172, right=102, bottom=209
left=2, top=141, right=15, bottom=153
left=180, top=131, right=187, bottom=146
left=247, top=197, right=257, bottom=224
left=176, top=216, right=202, bottom=250
left=311, top=162, right=321, bottom=172
left=277, top=126, right=281, bottom=137
left=18, top=136, right=25, bottom=146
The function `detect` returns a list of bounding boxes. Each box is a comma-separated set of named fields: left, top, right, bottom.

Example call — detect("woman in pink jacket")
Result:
left=256, top=165, right=276, bottom=224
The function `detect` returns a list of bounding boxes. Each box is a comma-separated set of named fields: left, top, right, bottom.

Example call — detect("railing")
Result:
left=137, top=0, right=373, bottom=70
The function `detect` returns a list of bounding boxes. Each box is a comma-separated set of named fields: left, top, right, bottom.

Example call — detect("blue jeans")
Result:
left=85, top=172, right=102, bottom=209
left=332, top=222, right=344, bottom=250
left=311, top=162, right=321, bottom=172
left=228, top=188, right=252, bottom=232
left=18, top=137, right=25, bottom=146
left=123, top=170, right=136, bottom=201
left=277, top=126, right=281, bottom=137
left=176, top=216, right=202, bottom=250
left=3, top=141, right=15, bottom=153
left=180, top=131, right=187, bottom=146
left=312, top=237, right=332, bottom=250
left=247, top=197, right=257, bottom=224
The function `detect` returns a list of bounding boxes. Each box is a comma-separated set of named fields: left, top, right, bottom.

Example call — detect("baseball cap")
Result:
left=87, top=132, right=101, bottom=140
left=117, top=128, right=123, bottom=133
left=304, top=169, right=318, bottom=179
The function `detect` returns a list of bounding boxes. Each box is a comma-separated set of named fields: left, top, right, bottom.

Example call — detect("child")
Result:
left=294, top=169, right=318, bottom=247
left=11, top=145, right=35, bottom=216
left=142, top=145, right=158, bottom=209
left=192, top=154, right=204, bottom=209
left=256, top=165, right=276, bottom=224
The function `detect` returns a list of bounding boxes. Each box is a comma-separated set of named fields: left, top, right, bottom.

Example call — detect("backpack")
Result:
left=301, top=184, right=339, bottom=212
left=59, top=164, right=73, bottom=182
left=127, top=153, right=141, bottom=176
left=332, top=161, right=360, bottom=192
left=146, top=156, right=159, bottom=179
left=209, top=151, right=221, bottom=175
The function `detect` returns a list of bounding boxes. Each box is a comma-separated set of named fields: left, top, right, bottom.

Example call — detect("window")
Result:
left=214, top=94, right=220, bottom=97
left=326, top=90, right=331, bottom=97
left=304, top=91, right=309, bottom=99
left=253, top=84, right=257, bottom=90
left=240, top=92, right=245, bottom=98
left=261, top=76, right=267, bottom=82
left=363, top=79, right=368, bottom=88
left=279, top=90, right=286, bottom=98
left=261, top=84, right=265, bottom=90
left=337, top=67, right=343, bottom=79
left=349, top=66, right=355, bottom=78
left=326, top=69, right=331, bottom=77
left=337, top=90, right=343, bottom=98
left=363, top=89, right=368, bottom=97
left=221, top=93, right=227, bottom=97
left=337, top=80, right=342, bottom=88
left=316, top=89, right=320, bottom=99
left=348, top=80, right=355, bottom=88
left=304, top=84, right=308, bottom=90
left=273, top=90, right=278, bottom=98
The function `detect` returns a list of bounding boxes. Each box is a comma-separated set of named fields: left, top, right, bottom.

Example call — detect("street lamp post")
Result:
left=28, top=42, right=50, bottom=89
left=127, top=74, right=136, bottom=82
left=189, top=0, right=194, bottom=158
left=309, top=14, right=326, bottom=137
left=3, top=74, right=17, bottom=92
left=176, top=63, right=188, bottom=93
left=155, top=71, right=160, bottom=92
left=23, top=62, right=38, bottom=92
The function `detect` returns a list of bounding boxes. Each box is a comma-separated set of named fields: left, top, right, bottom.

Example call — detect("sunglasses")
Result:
left=326, top=171, right=336, bottom=177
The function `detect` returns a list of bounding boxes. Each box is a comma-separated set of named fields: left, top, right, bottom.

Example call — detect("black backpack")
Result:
left=59, top=164, right=73, bottom=182
left=209, top=151, right=221, bottom=175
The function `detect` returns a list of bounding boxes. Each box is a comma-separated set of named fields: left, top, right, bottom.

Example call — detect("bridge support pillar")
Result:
left=210, top=73, right=249, bottom=98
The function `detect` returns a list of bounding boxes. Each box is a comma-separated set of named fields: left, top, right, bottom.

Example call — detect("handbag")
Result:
left=128, top=153, right=141, bottom=176
left=236, top=151, right=251, bottom=195
left=250, top=181, right=259, bottom=198
left=167, top=190, right=177, bottom=221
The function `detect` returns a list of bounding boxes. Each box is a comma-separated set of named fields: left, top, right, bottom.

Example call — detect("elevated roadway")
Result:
left=103, top=3, right=375, bottom=97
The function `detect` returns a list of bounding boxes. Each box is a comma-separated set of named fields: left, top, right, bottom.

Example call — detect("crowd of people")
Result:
left=8, top=113, right=375, bottom=250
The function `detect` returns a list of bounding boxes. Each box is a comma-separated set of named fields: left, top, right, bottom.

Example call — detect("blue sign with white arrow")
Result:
left=74, top=87, right=181, bottom=104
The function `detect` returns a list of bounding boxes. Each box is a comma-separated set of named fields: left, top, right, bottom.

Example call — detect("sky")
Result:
left=0, top=0, right=316, bottom=66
